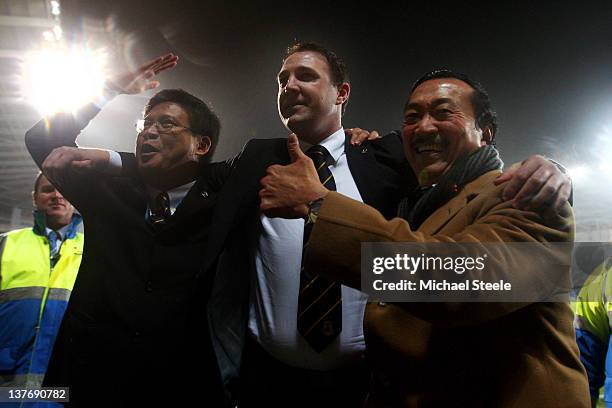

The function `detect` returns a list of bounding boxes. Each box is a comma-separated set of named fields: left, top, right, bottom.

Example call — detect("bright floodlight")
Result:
left=50, top=0, right=61, bottom=15
left=21, top=46, right=107, bottom=115
left=567, top=165, right=588, bottom=183
left=599, top=162, right=612, bottom=173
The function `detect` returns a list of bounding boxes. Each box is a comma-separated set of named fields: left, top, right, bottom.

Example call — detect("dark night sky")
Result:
left=59, top=1, right=612, bottom=165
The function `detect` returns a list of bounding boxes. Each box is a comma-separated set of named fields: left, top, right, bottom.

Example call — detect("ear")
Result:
left=480, top=126, right=494, bottom=146
left=336, top=82, right=350, bottom=107
left=194, top=135, right=212, bottom=159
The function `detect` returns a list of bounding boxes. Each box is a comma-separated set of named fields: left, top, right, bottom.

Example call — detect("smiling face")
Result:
left=33, top=175, right=74, bottom=229
left=277, top=51, right=349, bottom=144
left=402, top=78, right=486, bottom=185
left=135, top=101, right=206, bottom=177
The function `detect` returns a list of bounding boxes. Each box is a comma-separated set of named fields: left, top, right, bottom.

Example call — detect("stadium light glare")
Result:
left=567, top=165, right=588, bottom=183
left=53, top=25, right=63, bottom=40
left=50, top=0, right=61, bottom=15
left=42, top=31, right=55, bottom=42
left=21, top=46, right=107, bottom=115
left=599, top=162, right=612, bottom=173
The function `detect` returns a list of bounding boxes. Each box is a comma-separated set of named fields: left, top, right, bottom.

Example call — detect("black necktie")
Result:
left=149, top=192, right=171, bottom=224
left=297, top=145, right=341, bottom=352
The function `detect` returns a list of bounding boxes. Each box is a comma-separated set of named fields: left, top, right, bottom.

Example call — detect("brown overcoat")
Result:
left=305, top=170, right=590, bottom=408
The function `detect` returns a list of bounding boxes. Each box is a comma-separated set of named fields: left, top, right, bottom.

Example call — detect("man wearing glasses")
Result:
left=25, top=54, right=229, bottom=406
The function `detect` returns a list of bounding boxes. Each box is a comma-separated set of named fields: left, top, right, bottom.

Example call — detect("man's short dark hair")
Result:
left=285, top=42, right=350, bottom=114
left=408, top=70, right=498, bottom=143
left=144, top=89, right=221, bottom=161
left=33, top=171, right=44, bottom=193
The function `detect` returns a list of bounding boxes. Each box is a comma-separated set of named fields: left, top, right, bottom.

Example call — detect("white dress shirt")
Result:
left=249, top=128, right=368, bottom=370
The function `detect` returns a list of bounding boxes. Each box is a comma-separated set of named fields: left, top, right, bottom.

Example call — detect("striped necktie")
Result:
left=149, top=192, right=171, bottom=224
left=297, top=144, right=341, bottom=352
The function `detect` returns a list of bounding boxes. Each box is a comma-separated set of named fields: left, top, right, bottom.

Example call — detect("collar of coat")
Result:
left=418, top=170, right=502, bottom=234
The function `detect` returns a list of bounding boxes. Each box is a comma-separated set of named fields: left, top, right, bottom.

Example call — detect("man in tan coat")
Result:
left=258, top=70, right=590, bottom=407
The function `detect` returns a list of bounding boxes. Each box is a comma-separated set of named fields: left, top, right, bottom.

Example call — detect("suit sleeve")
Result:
left=24, top=100, right=140, bottom=181
left=25, top=103, right=107, bottom=211
left=304, top=188, right=573, bottom=327
left=25, top=103, right=101, bottom=167
left=574, top=263, right=610, bottom=399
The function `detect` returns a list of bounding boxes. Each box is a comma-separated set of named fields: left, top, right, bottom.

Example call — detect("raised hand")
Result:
left=106, top=53, right=179, bottom=95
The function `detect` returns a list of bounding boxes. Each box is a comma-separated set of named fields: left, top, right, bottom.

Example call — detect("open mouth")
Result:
left=141, top=144, right=160, bottom=155
left=415, top=143, right=444, bottom=153
left=412, top=135, right=445, bottom=154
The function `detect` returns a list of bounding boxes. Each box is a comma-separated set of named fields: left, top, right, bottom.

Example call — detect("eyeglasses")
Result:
left=135, top=119, right=196, bottom=134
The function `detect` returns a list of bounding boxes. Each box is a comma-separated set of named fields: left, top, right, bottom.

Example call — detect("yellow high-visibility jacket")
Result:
left=0, top=213, right=83, bottom=388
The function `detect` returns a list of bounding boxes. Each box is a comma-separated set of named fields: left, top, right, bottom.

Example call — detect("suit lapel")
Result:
left=345, top=135, right=381, bottom=207
left=200, top=138, right=289, bottom=274
left=168, top=176, right=214, bottom=227
left=419, top=171, right=501, bottom=234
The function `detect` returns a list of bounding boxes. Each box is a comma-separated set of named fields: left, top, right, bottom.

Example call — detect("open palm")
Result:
left=107, top=53, right=179, bottom=94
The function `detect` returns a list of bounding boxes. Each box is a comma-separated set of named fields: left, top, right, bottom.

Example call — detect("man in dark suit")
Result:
left=25, top=54, right=229, bottom=406
left=201, top=43, right=413, bottom=408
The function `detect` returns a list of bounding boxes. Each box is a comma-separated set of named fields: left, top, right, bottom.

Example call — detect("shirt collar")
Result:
left=300, top=127, right=345, bottom=165
left=167, top=181, right=196, bottom=211
left=145, top=180, right=196, bottom=214
left=33, top=209, right=82, bottom=239
left=45, top=223, right=70, bottom=240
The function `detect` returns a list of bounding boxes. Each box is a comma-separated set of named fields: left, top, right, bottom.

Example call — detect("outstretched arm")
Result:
left=25, top=53, right=178, bottom=173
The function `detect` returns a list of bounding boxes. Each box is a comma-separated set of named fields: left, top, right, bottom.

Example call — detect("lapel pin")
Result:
left=201, top=191, right=209, bottom=198
left=361, top=147, right=368, bottom=154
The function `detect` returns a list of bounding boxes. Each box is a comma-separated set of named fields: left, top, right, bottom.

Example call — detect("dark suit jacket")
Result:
left=203, top=134, right=415, bottom=401
left=304, top=172, right=590, bottom=407
left=25, top=104, right=230, bottom=406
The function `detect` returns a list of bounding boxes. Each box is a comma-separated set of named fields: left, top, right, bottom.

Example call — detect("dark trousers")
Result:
left=46, top=310, right=225, bottom=407
left=239, top=336, right=370, bottom=408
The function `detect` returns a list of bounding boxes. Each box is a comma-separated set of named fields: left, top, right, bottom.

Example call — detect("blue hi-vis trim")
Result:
left=29, top=299, right=69, bottom=374
left=0, top=298, right=41, bottom=373
left=604, top=338, right=612, bottom=405
left=576, top=328, right=607, bottom=398
left=0, top=297, right=69, bottom=379
left=606, top=377, right=612, bottom=406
